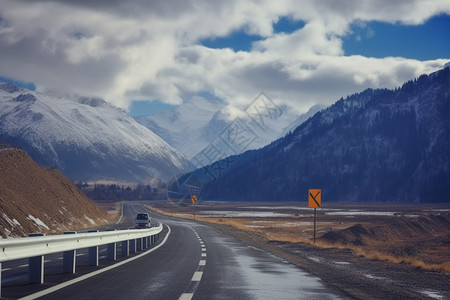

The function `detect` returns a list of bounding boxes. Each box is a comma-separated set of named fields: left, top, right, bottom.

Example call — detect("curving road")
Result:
left=7, top=202, right=344, bottom=299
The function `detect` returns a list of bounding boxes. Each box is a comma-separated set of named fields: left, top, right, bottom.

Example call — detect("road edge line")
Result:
left=19, top=225, right=172, bottom=300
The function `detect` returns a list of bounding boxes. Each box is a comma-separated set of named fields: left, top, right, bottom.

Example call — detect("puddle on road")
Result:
left=213, top=235, right=343, bottom=299
left=333, top=261, right=350, bottom=265
left=419, top=290, right=445, bottom=299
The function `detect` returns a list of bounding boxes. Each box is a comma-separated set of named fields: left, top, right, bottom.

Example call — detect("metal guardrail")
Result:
left=0, top=224, right=164, bottom=297
left=0, top=224, right=162, bottom=262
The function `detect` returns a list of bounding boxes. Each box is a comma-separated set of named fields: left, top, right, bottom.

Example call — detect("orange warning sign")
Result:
left=191, top=195, right=198, bottom=204
left=308, top=189, right=321, bottom=208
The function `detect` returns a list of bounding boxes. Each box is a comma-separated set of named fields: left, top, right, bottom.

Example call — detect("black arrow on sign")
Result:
left=309, top=191, right=321, bottom=207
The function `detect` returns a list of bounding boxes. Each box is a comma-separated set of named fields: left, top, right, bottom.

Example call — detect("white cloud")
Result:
left=0, top=0, right=449, bottom=114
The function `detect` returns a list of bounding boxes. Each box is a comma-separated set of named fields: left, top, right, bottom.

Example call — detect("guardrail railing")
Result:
left=0, top=224, right=164, bottom=297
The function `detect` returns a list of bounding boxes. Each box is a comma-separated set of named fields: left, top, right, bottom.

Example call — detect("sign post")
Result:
left=308, top=189, right=321, bottom=244
left=191, top=195, right=198, bottom=220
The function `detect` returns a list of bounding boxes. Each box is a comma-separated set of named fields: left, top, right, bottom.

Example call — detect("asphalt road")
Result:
left=4, top=202, right=344, bottom=299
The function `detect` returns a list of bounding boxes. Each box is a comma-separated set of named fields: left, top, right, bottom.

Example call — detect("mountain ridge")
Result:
left=199, top=66, right=450, bottom=203
left=0, top=83, right=191, bottom=182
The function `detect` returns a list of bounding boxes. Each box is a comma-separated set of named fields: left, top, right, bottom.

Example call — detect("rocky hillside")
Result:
left=0, top=147, right=109, bottom=237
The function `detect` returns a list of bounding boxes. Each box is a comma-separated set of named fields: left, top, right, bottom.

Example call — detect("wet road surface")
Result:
left=4, top=202, right=344, bottom=299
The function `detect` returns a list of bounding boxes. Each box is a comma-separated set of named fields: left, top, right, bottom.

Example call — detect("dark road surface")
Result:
left=3, top=202, right=343, bottom=300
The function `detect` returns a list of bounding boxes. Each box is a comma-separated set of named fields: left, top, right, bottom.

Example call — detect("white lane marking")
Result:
left=179, top=293, right=194, bottom=300
left=19, top=225, right=171, bottom=300
left=179, top=228, right=206, bottom=300
left=191, top=271, right=203, bottom=281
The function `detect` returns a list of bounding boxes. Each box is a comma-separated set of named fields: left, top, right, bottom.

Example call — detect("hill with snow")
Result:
left=136, top=96, right=225, bottom=160
left=0, top=83, right=191, bottom=182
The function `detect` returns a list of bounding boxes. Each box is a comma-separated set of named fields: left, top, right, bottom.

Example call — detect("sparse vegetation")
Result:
left=147, top=203, right=450, bottom=273
left=0, top=148, right=110, bottom=237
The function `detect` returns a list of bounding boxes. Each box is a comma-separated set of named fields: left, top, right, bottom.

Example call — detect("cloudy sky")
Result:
left=0, top=0, right=449, bottom=116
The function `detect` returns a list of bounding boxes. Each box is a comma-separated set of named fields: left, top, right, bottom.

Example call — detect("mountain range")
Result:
left=0, top=83, right=191, bottom=182
left=135, top=95, right=323, bottom=160
left=197, top=66, right=450, bottom=203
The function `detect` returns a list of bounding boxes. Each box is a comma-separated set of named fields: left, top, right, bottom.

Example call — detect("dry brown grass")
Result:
left=0, top=148, right=109, bottom=237
left=147, top=204, right=450, bottom=274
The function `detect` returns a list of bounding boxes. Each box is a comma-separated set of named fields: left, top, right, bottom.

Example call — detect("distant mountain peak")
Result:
left=135, top=95, right=310, bottom=160
left=77, top=96, right=107, bottom=107
left=13, top=93, right=37, bottom=103
left=0, top=86, right=191, bottom=181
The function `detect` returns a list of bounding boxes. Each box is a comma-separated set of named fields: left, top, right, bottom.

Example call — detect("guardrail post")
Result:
left=63, top=250, right=76, bottom=273
left=29, top=255, right=44, bottom=284
left=108, top=243, right=117, bottom=260
left=89, top=246, right=99, bottom=266
left=130, top=239, right=136, bottom=253
left=121, top=240, right=129, bottom=256
left=137, top=238, right=143, bottom=251
left=63, top=231, right=77, bottom=273
left=88, top=230, right=99, bottom=266
left=27, top=233, right=45, bottom=284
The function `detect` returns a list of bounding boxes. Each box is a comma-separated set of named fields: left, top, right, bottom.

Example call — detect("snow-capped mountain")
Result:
left=136, top=96, right=226, bottom=160
left=199, top=66, right=450, bottom=203
left=280, top=104, right=326, bottom=136
left=0, top=83, right=191, bottom=181
left=136, top=94, right=311, bottom=160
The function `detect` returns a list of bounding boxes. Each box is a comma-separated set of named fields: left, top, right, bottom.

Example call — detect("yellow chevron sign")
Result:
left=308, top=189, right=321, bottom=208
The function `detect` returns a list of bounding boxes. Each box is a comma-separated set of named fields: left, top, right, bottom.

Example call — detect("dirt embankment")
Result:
left=320, top=213, right=450, bottom=271
left=0, top=147, right=110, bottom=237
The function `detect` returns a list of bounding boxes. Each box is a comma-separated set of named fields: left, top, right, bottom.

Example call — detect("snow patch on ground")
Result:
left=27, top=215, right=50, bottom=230
left=84, top=215, right=96, bottom=225
left=2, top=213, right=22, bottom=228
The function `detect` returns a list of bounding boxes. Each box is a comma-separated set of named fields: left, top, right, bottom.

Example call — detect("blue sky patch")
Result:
left=200, top=29, right=262, bottom=52
left=273, top=16, right=305, bottom=34
left=129, top=100, right=175, bottom=117
left=343, top=14, right=450, bottom=60
left=0, top=76, right=36, bottom=90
